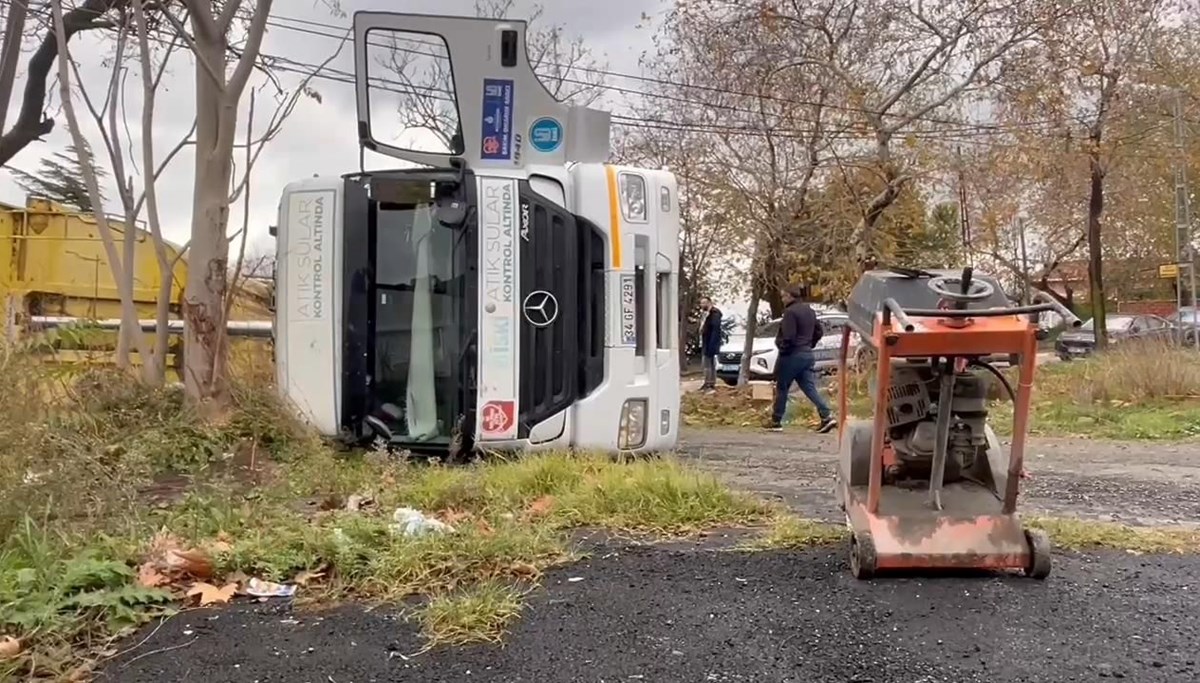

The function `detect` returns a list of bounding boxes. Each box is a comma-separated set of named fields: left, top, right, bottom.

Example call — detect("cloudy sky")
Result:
left=0, top=0, right=669, bottom=259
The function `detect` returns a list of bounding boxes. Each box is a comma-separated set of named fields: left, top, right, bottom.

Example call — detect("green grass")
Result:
left=1029, top=518, right=1200, bottom=554
left=741, top=516, right=847, bottom=550
left=419, top=580, right=526, bottom=645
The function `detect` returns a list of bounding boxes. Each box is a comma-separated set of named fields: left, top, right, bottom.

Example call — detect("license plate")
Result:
left=1068, top=347, right=1087, bottom=355
left=718, top=364, right=738, bottom=373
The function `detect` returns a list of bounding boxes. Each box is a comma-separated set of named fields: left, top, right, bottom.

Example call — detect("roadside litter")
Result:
left=389, top=507, right=456, bottom=536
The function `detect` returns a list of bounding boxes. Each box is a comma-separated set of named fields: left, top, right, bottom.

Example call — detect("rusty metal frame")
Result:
left=835, top=293, right=1071, bottom=573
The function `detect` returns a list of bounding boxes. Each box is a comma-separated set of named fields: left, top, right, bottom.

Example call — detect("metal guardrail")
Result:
left=27, top=316, right=274, bottom=339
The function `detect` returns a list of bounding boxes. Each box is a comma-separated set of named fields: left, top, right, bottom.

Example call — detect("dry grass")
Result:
left=683, top=343, right=1200, bottom=440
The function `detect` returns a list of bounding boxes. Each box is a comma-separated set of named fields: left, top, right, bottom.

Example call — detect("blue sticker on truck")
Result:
left=529, top=117, right=563, bottom=153
left=481, top=78, right=515, bottom=160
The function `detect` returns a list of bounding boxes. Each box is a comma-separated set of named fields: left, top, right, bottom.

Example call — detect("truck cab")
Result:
left=272, top=12, right=680, bottom=456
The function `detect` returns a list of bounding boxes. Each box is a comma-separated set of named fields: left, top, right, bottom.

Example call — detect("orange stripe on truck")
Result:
left=604, top=165, right=623, bottom=269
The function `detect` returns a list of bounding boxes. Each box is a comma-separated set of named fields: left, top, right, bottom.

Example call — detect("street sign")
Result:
left=1160, top=263, right=1181, bottom=279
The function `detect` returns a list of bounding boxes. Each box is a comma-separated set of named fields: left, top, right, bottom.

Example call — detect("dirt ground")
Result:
left=679, top=427, right=1200, bottom=528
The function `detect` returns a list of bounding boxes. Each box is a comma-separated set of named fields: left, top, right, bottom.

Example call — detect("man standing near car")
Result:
left=699, top=297, right=722, bottom=392
left=767, top=285, right=835, bottom=433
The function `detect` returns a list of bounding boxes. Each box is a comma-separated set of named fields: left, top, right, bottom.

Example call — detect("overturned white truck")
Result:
left=271, top=12, right=681, bottom=457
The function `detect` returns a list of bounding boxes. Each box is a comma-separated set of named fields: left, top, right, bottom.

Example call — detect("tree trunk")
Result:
left=179, top=0, right=273, bottom=408
left=737, top=287, right=762, bottom=387
left=184, top=157, right=232, bottom=407
left=183, top=37, right=233, bottom=408
left=48, top=0, right=150, bottom=375
left=1087, top=149, right=1107, bottom=348
left=116, top=200, right=137, bottom=367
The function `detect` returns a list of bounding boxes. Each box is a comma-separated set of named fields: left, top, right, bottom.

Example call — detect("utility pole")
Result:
left=1017, top=216, right=1031, bottom=305
left=1172, top=90, right=1198, bottom=347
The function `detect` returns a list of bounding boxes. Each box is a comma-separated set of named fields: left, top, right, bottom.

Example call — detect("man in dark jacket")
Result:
left=768, top=285, right=835, bottom=432
left=699, top=297, right=722, bottom=391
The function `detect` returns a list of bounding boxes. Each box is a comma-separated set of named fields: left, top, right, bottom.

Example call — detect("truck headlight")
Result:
left=618, top=398, right=648, bottom=450
left=618, top=172, right=647, bottom=222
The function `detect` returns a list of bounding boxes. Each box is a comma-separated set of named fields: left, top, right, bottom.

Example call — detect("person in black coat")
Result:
left=699, top=297, right=722, bottom=391
left=767, top=284, right=835, bottom=432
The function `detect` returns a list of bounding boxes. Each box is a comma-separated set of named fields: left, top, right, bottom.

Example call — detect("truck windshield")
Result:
left=372, top=186, right=470, bottom=445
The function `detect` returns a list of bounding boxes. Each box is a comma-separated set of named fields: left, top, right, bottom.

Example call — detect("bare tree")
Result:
left=774, top=0, right=1049, bottom=269
left=992, top=0, right=1172, bottom=346
left=49, top=0, right=154, bottom=379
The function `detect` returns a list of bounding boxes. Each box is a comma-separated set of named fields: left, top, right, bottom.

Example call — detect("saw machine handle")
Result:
left=927, top=274, right=995, bottom=303
left=1030, top=290, right=1083, bottom=329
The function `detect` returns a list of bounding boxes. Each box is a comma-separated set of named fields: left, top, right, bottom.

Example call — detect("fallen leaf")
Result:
left=511, top=562, right=539, bottom=578
left=207, top=537, right=234, bottom=554
left=438, top=508, right=473, bottom=525
left=474, top=518, right=495, bottom=536
left=187, top=582, right=238, bottom=606
left=345, top=494, right=375, bottom=512
left=165, top=548, right=214, bottom=579
left=525, top=495, right=556, bottom=518
left=137, top=562, right=169, bottom=588
left=293, top=567, right=327, bottom=587
left=226, top=570, right=251, bottom=588
left=0, top=636, right=21, bottom=660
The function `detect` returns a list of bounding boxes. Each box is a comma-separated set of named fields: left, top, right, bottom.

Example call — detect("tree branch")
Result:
left=0, top=0, right=124, bottom=167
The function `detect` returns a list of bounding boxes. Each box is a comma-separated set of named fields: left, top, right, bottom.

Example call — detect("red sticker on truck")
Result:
left=480, top=400, right=515, bottom=436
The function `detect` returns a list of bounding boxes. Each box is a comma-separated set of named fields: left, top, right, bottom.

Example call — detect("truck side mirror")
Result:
left=436, top=198, right=468, bottom=228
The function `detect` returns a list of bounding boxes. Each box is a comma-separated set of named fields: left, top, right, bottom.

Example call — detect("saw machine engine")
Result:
left=882, top=364, right=990, bottom=486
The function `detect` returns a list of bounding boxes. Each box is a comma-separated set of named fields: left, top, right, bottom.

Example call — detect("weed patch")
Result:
left=742, top=517, right=847, bottom=550
left=0, top=350, right=772, bottom=678
left=1029, top=518, right=1200, bottom=554
left=419, top=580, right=526, bottom=646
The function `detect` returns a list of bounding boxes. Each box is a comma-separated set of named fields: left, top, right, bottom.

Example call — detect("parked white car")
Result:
left=714, top=312, right=864, bottom=386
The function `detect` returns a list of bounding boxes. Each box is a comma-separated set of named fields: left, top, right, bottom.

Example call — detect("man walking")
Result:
left=767, top=285, right=835, bottom=433
left=699, top=297, right=722, bottom=392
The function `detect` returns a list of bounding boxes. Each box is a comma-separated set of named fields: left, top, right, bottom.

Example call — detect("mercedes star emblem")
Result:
left=522, top=290, right=559, bottom=328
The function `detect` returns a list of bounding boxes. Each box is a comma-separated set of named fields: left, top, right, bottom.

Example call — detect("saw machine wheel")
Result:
left=1023, top=528, right=1052, bottom=580
left=849, top=532, right=878, bottom=580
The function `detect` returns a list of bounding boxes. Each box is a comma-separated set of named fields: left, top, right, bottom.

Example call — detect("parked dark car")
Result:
left=1055, top=313, right=1175, bottom=360
left=1166, top=307, right=1200, bottom=345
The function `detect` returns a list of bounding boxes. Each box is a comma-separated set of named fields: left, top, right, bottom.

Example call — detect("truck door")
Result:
left=351, top=11, right=610, bottom=170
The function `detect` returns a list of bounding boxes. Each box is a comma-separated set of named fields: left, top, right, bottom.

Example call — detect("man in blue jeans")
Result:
left=766, top=285, right=836, bottom=433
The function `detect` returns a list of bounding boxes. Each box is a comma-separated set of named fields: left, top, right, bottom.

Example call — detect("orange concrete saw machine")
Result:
left=834, top=266, right=1082, bottom=580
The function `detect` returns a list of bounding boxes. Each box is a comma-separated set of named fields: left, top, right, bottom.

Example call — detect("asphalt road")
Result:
left=108, top=546, right=1200, bottom=683
left=103, top=428, right=1200, bottom=682
left=680, top=428, right=1200, bottom=528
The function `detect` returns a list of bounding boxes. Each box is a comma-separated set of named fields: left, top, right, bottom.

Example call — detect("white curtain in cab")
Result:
left=406, top=203, right=439, bottom=441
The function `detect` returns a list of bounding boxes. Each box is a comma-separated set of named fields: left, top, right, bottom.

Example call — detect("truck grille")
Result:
left=516, top=182, right=598, bottom=440
left=719, top=351, right=742, bottom=364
